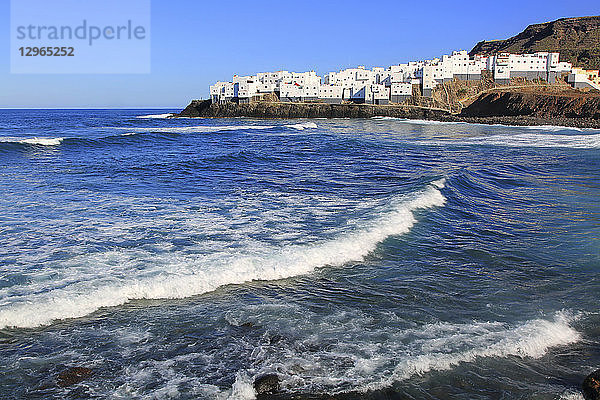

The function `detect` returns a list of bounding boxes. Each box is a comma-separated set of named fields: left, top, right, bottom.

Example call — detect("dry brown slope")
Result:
left=470, top=16, right=600, bottom=70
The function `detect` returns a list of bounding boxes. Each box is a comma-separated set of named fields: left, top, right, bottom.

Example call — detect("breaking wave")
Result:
left=0, top=123, right=318, bottom=152
left=135, top=113, right=174, bottom=119
left=0, top=179, right=445, bottom=329
left=284, top=122, right=318, bottom=130
left=116, top=122, right=318, bottom=135
left=439, top=132, right=600, bottom=149
left=223, top=308, right=580, bottom=396
left=370, top=116, right=599, bottom=133
left=0, top=136, right=64, bottom=146
left=364, top=310, right=580, bottom=391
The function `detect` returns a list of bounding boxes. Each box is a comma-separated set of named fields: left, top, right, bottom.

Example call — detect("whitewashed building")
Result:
left=390, top=82, right=413, bottom=103
left=210, top=81, right=230, bottom=103
left=280, top=81, right=320, bottom=102
left=319, top=85, right=343, bottom=103
left=568, top=68, right=600, bottom=90
left=279, top=71, right=321, bottom=102
left=232, top=75, right=259, bottom=103
left=208, top=50, right=585, bottom=104
left=486, top=52, right=572, bottom=84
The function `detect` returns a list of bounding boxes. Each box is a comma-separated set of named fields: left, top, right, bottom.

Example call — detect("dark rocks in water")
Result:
left=56, top=366, right=93, bottom=387
left=583, top=369, right=600, bottom=400
left=174, top=97, right=600, bottom=129
left=254, top=373, right=281, bottom=396
left=175, top=100, right=451, bottom=120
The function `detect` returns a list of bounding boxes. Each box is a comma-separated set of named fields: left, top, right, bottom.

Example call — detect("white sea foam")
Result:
left=222, top=307, right=580, bottom=395
left=370, top=116, right=599, bottom=133
left=284, top=122, right=318, bottom=130
left=0, top=180, right=445, bottom=329
left=365, top=310, right=580, bottom=391
left=0, top=136, right=64, bottom=146
left=559, top=390, right=585, bottom=400
left=135, top=113, right=174, bottom=119
left=522, top=124, right=584, bottom=132
left=371, top=116, right=465, bottom=125
left=455, top=133, right=600, bottom=149
left=229, top=374, right=256, bottom=400
left=113, top=122, right=316, bottom=135
left=118, top=125, right=276, bottom=133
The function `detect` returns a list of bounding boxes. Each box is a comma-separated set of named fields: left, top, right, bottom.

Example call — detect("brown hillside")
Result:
left=470, top=16, right=600, bottom=70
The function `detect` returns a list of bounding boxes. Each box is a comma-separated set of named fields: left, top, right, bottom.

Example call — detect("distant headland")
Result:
left=174, top=16, right=600, bottom=128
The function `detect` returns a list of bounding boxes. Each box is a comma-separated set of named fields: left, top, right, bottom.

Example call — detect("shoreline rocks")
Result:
left=254, top=374, right=281, bottom=396
left=175, top=100, right=451, bottom=121
left=173, top=93, right=600, bottom=129
left=56, top=366, right=93, bottom=388
left=583, top=369, right=600, bottom=400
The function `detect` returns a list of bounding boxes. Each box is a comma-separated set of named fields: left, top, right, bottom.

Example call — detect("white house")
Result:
left=208, top=50, right=584, bottom=104
left=280, top=82, right=320, bottom=102
left=319, top=85, right=343, bottom=104
left=486, top=52, right=572, bottom=84
left=568, top=68, right=600, bottom=90
left=232, top=75, right=259, bottom=103
left=390, top=82, right=412, bottom=103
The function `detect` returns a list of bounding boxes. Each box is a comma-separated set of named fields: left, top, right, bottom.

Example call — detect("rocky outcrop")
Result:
left=175, top=100, right=452, bottom=120
left=254, top=374, right=281, bottom=396
left=174, top=94, right=600, bottom=128
left=460, top=89, right=600, bottom=121
left=56, top=366, right=93, bottom=387
left=470, top=16, right=600, bottom=70
left=583, top=369, right=600, bottom=400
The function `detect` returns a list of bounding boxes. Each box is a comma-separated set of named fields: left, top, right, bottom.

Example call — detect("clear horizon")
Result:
left=1, top=0, right=598, bottom=108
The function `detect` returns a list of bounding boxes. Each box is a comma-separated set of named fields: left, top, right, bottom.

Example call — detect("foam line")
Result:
left=363, top=310, right=580, bottom=392
left=113, top=122, right=317, bottom=134
left=135, top=113, right=174, bottom=119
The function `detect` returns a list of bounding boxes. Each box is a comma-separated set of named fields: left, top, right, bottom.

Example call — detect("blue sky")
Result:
left=0, top=0, right=598, bottom=108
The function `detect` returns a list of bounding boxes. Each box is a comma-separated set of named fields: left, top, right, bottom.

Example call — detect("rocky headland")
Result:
left=174, top=15, right=600, bottom=128
left=174, top=86, right=600, bottom=129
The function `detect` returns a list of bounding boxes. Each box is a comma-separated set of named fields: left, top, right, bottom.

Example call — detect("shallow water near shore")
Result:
left=0, top=109, right=599, bottom=399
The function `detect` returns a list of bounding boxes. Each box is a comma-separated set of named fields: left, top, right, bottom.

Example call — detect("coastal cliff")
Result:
left=458, top=87, right=600, bottom=127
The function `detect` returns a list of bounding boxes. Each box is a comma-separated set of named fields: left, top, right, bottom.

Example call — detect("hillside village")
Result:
left=209, top=50, right=600, bottom=106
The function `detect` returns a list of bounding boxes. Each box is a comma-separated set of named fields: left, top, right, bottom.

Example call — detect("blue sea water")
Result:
left=0, top=109, right=599, bottom=399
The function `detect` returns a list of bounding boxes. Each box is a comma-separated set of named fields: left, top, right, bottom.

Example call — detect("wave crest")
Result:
left=0, top=136, right=64, bottom=146
left=0, top=180, right=445, bottom=329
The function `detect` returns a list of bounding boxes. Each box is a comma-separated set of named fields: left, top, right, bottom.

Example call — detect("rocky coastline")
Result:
left=174, top=89, right=600, bottom=129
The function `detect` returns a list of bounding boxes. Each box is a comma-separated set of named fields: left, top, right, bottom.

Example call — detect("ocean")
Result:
left=0, top=109, right=598, bottom=399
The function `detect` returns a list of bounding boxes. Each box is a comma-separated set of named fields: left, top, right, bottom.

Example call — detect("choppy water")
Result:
left=0, top=109, right=599, bottom=399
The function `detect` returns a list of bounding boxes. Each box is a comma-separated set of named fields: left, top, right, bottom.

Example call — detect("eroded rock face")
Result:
left=583, top=369, right=600, bottom=400
left=254, top=373, right=281, bottom=396
left=460, top=90, right=600, bottom=119
left=56, top=366, right=93, bottom=387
